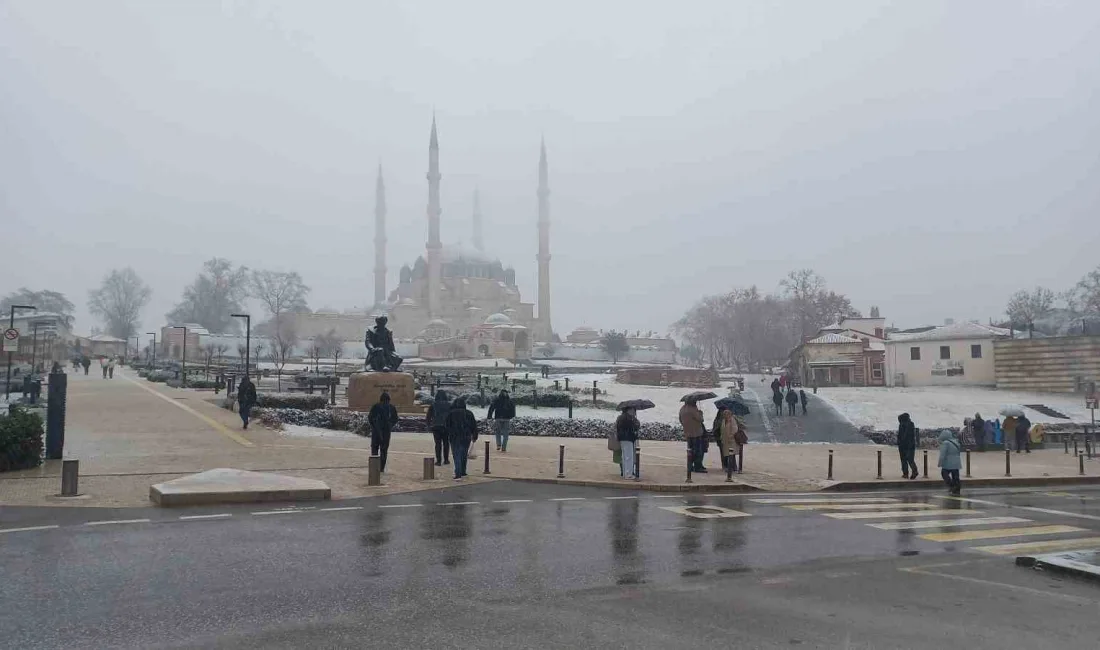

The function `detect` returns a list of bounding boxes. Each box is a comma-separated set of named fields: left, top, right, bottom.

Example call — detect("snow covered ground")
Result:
left=279, top=424, right=360, bottom=439
left=404, top=358, right=685, bottom=370
left=814, top=385, right=1095, bottom=430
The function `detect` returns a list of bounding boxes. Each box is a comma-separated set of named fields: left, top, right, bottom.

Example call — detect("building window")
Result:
left=872, top=362, right=883, bottom=379
left=971, top=344, right=982, bottom=359
left=875, top=328, right=884, bottom=338
left=940, top=346, right=951, bottom=360
left=910, top=347, right=920, bottom=361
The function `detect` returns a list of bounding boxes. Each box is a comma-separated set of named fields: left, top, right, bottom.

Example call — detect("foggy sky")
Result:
left=2, top=0, right=1098, bottom=346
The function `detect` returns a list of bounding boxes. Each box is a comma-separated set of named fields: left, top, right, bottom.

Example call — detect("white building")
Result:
left=884, top=322, right=1010, bottom=387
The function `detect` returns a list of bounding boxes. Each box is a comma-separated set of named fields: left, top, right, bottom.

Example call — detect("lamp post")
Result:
left=130, top=336, right=140, bottom=364
left=146, top=332, right=157, bottom=369
left=31, top=322, right=41, bottom=373
left=6, top=304, right=36, bottom=400
left=172, top=326, right=188, bottom=385
left=231, top=313, right=251, bottom=377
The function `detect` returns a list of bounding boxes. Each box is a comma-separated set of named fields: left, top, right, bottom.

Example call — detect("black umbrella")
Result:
left=714, top=397, right=750, bottom=416
left=680, top=391, right=718, bottom=403
left=617, top=399, right=656, bottom=411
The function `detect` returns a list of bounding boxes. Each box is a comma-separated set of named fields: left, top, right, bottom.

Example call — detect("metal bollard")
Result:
left=686, top=448, right=693, bottom=483
left=923, top=450, right=929, bottom=478
left=965, top=450, right=971, bottom=478
left=525, top=372, right=529, bottom=380
left=554, top=380, right=560, bottom=390
left=557, top=445, right=565, bottom=478
left=60, top=457, right=79, bottom=499
left=423, top=457, right=436, bottom=480
left=593, top=380, right=598, bottom=404
left=635, top=446, right=641, bottom=479
left=45, top=370, right=68, bottom=460
left=876, top=449, right=882, bottom=479
left=568, top=400, right=573, bottom=419
left=738, top=449, right=744, bottom=474
left=565, top=378, right=569, bottom=391
left=827, top=449, right=834, bottom=480
left=1005, top=449, right=1011, bottom=477
left=483, top=440, right=491, bottom=474
left=329, top=382, right=336, bottom=406
left=533, top=389, right=538, bottom=410
left=368, top=455, right=382, bottom=486
left=1081, top=452, right=1086, bottom=476
left=477, top=374, right=482, bottom=389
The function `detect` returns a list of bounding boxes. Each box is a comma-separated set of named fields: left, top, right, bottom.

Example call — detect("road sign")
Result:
left=2, top=327, right=19, bottom=353
left=1088, top=397, right=1098, bottom=410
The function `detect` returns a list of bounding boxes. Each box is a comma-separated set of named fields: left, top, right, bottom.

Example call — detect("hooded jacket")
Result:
left=368, top=392, right=399, bottom=435
left=897, top=413, right=917, bottom=449
left=615, top=411, right=640, bottom=444
left=937, top=430, right=962, bottom=470
left=237, top=378, right=257, bottom=407
left=426, top=391, right=451, bottom=428
left=487, top=391, right=516, bottom=420
left=444, top=397, right=478, bottom=444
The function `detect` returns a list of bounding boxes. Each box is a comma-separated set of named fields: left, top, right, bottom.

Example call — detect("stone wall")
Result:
left=994, top=336, right=1100, bottom=393
left=615, top=367, right=719, bottom=388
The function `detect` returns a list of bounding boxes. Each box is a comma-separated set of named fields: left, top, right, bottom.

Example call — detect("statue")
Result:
left=365, top=316, right=403, bottom=372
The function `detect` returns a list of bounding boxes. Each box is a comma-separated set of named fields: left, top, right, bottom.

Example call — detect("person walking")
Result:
left=679, top=399, right=707, bottom=472
left=368, top=392, right=399, bottom=472
left=237, top=375, right=257, bottom=429
left=426, top=390, right=451, bottom=466
left=716, top=406, right=741, bottom=473
left=608, top=410, right=623, bottom=477
left=81, top=356, right=90, bottom=375
left=100, top=356, right=109, bottom=378
left=785, top=388, right=798, bottom=416
left=1002, top=415, right=1018, bottom=451
left=897, top=413, right=919, bottom=479
left=444, top=396, right=477, bottom=480
left=1015, top=414, right=1032, bottom=454
left=486, top=389, right=516, bottom=452
left=771, top=389, right=783, bottom=417
left=107, top=357, right=116, bottom=379
left=971, top=413, right=986, bottom=448
left=799, top=389, right=808, bottom=415
left=770, top=377, right=781, bottom=394
left=937, top=429, right=962, bottom=495
left=616, top=406, right=640, bottom=481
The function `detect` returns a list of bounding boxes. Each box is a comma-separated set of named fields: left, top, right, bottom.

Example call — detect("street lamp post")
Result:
left=146, top=332, right=157, bottom=369
left=172, top=326, right=188, bottom=385
left=231, top=313, right=251, bottom=378
left=130, top=336, right=140, bottom=365
left=6, top=304, right=36, bottom=400
left=31, top=322, right=41, bottom=373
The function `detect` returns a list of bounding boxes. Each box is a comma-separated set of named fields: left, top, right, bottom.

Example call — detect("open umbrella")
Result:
left=617, top=398, right=656, bottom=411
left=680, top=391, right=718, bottom=403
left=999, top=404, right=1026, bottom=418
left=714, top=397, right=750, bottom=416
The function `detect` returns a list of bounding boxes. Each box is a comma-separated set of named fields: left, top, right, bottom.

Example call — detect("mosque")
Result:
left=283, top=118, right=553, bottom=360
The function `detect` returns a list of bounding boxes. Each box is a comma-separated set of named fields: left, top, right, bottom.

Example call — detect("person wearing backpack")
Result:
left=426, top=390, right=451, bottom=466
left=368, top=392, right=399, bottom=473
left=937, top=429, right=962, bottom=495
left=486, top=389, right=516, bottom=452
left=897, top=413, right=919, bottom=479
left=444, top=397, right=478, bottom=480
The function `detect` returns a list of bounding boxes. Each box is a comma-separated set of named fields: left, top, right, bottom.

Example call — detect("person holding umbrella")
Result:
left=616, top=406, right=640, bottom=481
left=679, top=392, right=714, bottom=472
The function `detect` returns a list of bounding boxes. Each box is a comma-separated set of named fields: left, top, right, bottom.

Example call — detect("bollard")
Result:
left=525, top=372, right=529, bottom=380
left=555, top=380, right=560, bottom=391
left=593, top=380, right=598, bottom=404
left=45, top=370, right=68, bottom=460
left=1081, top=452, right=1086, bottom=476
left=568, top=399, right=573, bottom=419
left=329, top=382, right=336, bottom=406
left=557, top=445, right=565, bottom=478
left=368, top=455, right=382, bottom=486
left=59, top=457, right=78, bottom=499
left=477, top=374, right=482, bottom=389
left=512, top=379, right=517, bottom=392
left=483, top=440, right=491, bottom=474
left=738, top=448, right=744, bottom=474
left=635, top=446, right=641, bottom=479
left=533, top=389, right=538, bottom=410
left=565, top=378, right=570, bottom=391
left=686, top=448, right=694, bottom=483
left=923, top=450, right=929, bottom=478
left=876, top=449, right=882, bottom=479
left=965, top=450, right=971, bottom=478
left=1005, top=449, right=1011, bottom=477
left=423, top=457, right=436, bottom=480
left=827, top=449, right=834, bottom=480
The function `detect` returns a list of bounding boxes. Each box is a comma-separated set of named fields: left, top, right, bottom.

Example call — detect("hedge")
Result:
left=255, top=393, right=328, bottom=410
left=0, top=406, right=45, bottom=472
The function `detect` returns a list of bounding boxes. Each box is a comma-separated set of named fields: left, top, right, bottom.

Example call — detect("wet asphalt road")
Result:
left=3, top=482, right=1100, bottom=649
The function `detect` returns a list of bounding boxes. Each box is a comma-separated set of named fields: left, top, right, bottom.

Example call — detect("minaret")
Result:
left=536, top=138, right=552, bottom=340
left=373, top=164, right=387, bottom=306
left=426, top=116, right=443, bottom=317
left=472, top=188, right=484, bottom=253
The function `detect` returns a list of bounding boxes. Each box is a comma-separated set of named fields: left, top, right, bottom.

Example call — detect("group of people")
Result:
left=770, top=377, right=807, bottom=417
left=677, top=398, right=748, bottom=475
left=421, top=389, right=515, bottom=480
left=70, top=355, right=110, bottom=376
left=966, top=413, right=1034, bottom=453
left=895, top=412, right=965, bottom=496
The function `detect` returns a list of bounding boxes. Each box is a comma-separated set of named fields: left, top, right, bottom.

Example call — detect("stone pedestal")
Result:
left=347, top=371, right=418, bottom=412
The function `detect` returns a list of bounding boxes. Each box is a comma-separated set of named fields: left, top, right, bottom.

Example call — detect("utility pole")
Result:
left=5, top=304, right=36, bottom=400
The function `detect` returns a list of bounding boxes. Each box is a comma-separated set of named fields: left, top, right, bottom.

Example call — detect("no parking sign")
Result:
left=2, top=328, right=19, bottom=352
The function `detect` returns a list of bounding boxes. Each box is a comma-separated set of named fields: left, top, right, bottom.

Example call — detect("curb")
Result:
left=149, top=487, right=332, bottom=507
left=1016, top=553, right=1100, bottom=583
left=505, top=477, right=764, bottom=493
left=824, top=476, right=1100, bottom=492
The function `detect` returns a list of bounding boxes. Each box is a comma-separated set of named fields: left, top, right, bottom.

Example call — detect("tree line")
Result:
left=1003, top=264, right=1100, bottom=334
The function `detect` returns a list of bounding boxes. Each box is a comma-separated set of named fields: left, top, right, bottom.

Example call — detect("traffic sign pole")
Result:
left=6, top=304, right=36, bottom=401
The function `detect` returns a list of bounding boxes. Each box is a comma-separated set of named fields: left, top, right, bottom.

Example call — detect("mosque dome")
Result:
left=484, top=313, right=513, bottom=326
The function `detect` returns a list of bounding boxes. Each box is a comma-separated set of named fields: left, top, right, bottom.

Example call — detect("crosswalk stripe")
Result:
left=786, top=503, right=936, bottom=511
left=826, top=509, right=981, bottom=520
left=868, top=517, right=1031, bottom=531
left=972, top=537, right=1100, bottom=556
left=751, top=498, right=899, bottom=504
left=919, top=525, right=1087, bottom=543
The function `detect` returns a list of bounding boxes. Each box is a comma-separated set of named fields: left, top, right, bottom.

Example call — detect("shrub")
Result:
left=185, top=379, right=220, bottom=389
left=255, top=393, right=328, bottom=411
left=0, top=406, right=45, bottom=472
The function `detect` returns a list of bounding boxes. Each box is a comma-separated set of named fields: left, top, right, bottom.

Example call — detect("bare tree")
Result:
left=251, top=270, right=309, bottom=330
left=268, top=324, right=297, bottom=392
left=1, top=289, right=76, bottom=329
left=166, top=258, right=250, bottom=333
left=213, top=342, right=229, bottom=366
left=305, top=338, right=324, bottom=373
left=1070, top=265, right=1100, bottom=315
left=201, top=344, right=217, bottom=378
left=1006, top=287, right=1056, bottom=328
left=315, top=329, right=343, bottom=373
left=87, top=268, right=152, bottom=339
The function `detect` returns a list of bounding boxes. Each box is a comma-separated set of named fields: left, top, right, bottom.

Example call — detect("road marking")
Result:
left=826, top=509, right=982, bottom=520
left=971, top=537, right=1100, bottom=556
left=492, top=499, right=533, bottom=504
left=439, top=501, right=479, bottom=506
left=252, top=510, right=304, bottom=516
left=178, top=514, right=231, bottom=520
left=604, top=496, right=638, bottom=500
left=868, top=516, right=1031, bottom=530
left=939, top=496, right=1100, bottom=522
left=121, top=375, right=254, bottom=447
left=320, top=506, right=364, bottom=512
left=378, top=503, right=423, bottom=509
left=900, top=564, right=1096, bottom=604
left=85, top=519, right=152, bottom=526
left=550, top=497, right=586, bottom=502
left=920, top=524, right=1087, bottom=543
left=754, top=497, right=899, bottom=504
left=0, top=525, right=60, bottom=534
left=653, top=495, right=685, bottom=499
left=786, top=503, right=936, bottom=511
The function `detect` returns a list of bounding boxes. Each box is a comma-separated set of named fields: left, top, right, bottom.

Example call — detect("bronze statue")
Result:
left=365, top=316, right=403, bottom=372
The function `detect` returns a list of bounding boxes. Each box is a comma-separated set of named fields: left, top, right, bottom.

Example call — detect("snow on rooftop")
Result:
left=807, top=333, right=862, bottom=345
left=887, top=322, right=1010, bottom=342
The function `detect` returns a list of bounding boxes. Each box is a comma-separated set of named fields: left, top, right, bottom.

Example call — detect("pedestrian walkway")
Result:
left=747, top=494, right=1100, bottom=556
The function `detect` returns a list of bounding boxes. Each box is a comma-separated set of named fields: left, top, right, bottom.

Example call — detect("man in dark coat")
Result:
left=425, top=390, right=451, bottom=465
left=771, top=389, right=783, bottom=417
left=238, top=376, right=258, bottom=430
left=444, top=397, right=478, bottom=479
left=971, top=413, right=986, bottom=448
left=897, top=412, right=919, bottom=479
left=785, top=388, right=798, bottom=415
left=487, top=389, right=516, bottom=452
left=368, top=392, right=399, bottom=472
left=1015, top=415, right=1032, bottom=454
left=799, top=389, right=808, bottom=415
